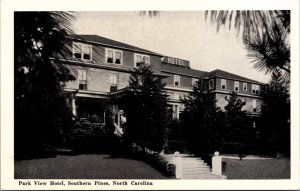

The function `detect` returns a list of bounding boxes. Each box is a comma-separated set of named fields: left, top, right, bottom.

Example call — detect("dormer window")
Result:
left=107, top=50, right=113, bottom=63
left=73, top=42, right=92, bottom=60
left=134, top=53, right=150, bottom=67
left=252, top=84, right=260, bottom=94
left=106, top=48, right=123, bottom=64
left=221, top=79, right=226, bottom=90
left=243, top=83, right=247, bottom=91
left=234, top=81, right=239, bottom=92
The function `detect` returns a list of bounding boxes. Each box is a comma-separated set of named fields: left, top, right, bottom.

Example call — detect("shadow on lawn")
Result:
left=222, top=158, right=290, bottom=179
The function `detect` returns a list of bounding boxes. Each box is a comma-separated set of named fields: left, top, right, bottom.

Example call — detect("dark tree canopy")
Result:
left=181, top=78, right=226, bottom=155
left=260, top=70, right=290, bottom=154
left=122, top=64, right=169, bottom=152
left=224, top=92, right=252, bottom=143
left=14, top=12, right=75, bottom=158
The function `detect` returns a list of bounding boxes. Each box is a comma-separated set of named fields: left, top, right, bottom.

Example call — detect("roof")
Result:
left=209, top=69, right=264, bottom=84
left=161, top=63, right=209, bottom=78
left=73, top=35, right=263, bottom=85
left=76, top=35, right=162, bottom=56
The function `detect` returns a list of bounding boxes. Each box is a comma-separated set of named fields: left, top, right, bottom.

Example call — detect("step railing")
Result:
left=212, top=151, right=222, bottom=176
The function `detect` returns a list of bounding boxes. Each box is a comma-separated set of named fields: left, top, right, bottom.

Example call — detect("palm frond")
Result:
left=206, top=10, right=276, bottom=40
left=243, top=19, right=290, bottom=75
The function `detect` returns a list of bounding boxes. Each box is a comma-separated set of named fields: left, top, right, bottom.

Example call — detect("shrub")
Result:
left=163, top=140, right=187, bottom=154
left=129, top=143, right=176, bottom=177
left=67, top=114, right=116, bottom=153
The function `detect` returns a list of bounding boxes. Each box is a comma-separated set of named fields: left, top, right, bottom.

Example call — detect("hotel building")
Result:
left=59, top=35, right=264, bottom=135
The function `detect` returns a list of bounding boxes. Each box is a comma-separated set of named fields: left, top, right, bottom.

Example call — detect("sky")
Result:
left=71, top=11, right=271, bottom=83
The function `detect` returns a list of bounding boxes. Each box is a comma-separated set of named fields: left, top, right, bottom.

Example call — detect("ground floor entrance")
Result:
left=65, top=93, right=126, bottom=137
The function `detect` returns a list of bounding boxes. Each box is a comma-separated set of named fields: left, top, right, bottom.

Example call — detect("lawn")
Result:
left=15, top=154, right=169, bottom=179
left=222, top=158, right=290, bottom=179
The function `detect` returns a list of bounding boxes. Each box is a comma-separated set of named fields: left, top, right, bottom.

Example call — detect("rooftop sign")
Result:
left=162, top=56, right=190, bottom=68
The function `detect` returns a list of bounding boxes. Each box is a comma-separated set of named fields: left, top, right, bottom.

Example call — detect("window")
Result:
left=109, top=74, right=118, bottom=92
left=172, top=105, right=179, bottom=119
left=234, top=81, right=239, bottom=92
left=243, top=83, right=247, bottom=91
left=114, top=51, right=122, bottom=64
left=174, top=75, right=180, bottom=86
left=209, top=79, right=214, bottom=90
left=106, top=48, right=123, bottom=64
left=252, top=99, right=257, bottom=112
left=251, top=84, right=260, bottom=94
left=134, top=53, right=150, bottom=67
left=107, top=50, right=113, bottom=63
left=73, top=42, right=92, bottom=60
left=192, top=78, right=198, bottom=87
left=221, top=79, right=226, bottom=90
left=78, top=70, right=87, bottom=90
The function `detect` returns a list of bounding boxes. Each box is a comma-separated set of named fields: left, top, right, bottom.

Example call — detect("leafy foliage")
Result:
left=260, top=71, right=290, bottom=154
left=122, top=64, right=169, bottom=152
left=206, top=10, right=290, bottom=78
left=129, top=143, right=175, bottom=177
left=14, top=12, right=75, bottom=158
left=206, top=11, right=289, bottom=40
left=68, top=109, right=116, bottom=152
left=243, top=18, right=290, bottom=75
left=224, top=92, right=252, bottom=143
left=166, top=119, right=184, bottom=141
left=181, top=78, right=226, bottom=155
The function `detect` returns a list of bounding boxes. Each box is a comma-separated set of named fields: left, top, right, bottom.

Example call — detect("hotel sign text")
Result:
left=163, top=56, right=189, bottom=67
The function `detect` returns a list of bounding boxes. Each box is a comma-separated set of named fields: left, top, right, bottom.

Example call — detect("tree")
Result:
left=122, top=64, right=169, bottom=152
left=181, top=78, right=226, bottom=155
left=14, top=12, right=75, bottom=158
left=206, top=11, right=289, bottom=38
left=207, top=10, right=291, bottom=154
left=243, top=15, right=290, bottom=80
left=224, top=92, right=250, bottom=143
left=260, top=70, right=290, bottom=154
left=206, top=11, right=290, bottom=77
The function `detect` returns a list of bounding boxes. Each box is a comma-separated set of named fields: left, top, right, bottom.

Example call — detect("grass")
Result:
left=222, top=158, right=290, bottom=179
left=15, top=154, right=169, bottom=179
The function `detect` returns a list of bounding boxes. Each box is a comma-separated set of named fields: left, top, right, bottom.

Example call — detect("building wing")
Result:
left=209, top=69, right=264, bottom=85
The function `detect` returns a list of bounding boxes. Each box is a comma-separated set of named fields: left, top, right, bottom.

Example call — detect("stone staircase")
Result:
left=163, top=154, right=226, bottom=179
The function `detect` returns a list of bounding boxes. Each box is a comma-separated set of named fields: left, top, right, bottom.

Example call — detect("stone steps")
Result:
left=162, top=154, right=226, bottom=179
left=183, top=165, right=209, bottom=168
left=183, top=168, right=211, bottom=173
